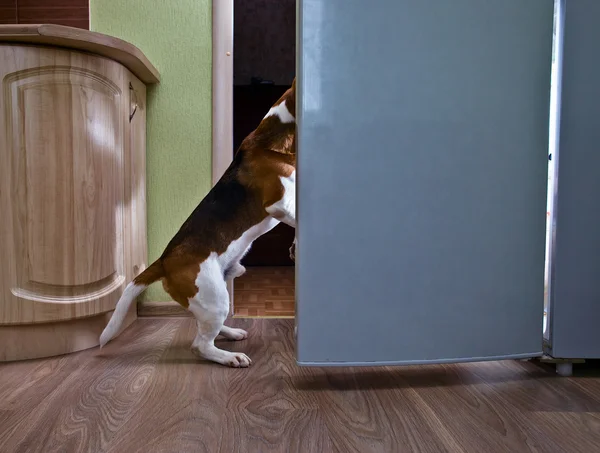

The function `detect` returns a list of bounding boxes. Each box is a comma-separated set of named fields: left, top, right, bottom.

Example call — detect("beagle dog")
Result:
left=99, top=79, right=297, bottom=367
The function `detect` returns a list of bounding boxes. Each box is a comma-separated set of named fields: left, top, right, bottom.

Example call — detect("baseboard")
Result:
left=138, top=301, right=191, bottom=318
left=0, top=308, right=136, bottom=362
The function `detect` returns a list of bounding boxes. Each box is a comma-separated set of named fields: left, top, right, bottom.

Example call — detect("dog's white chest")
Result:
left=278, top=171, right=295, bottom=211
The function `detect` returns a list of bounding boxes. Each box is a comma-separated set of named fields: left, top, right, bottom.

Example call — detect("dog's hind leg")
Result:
left=188, top=259, right=251, bottom=367
left=219, top=325, right=249, bottom=341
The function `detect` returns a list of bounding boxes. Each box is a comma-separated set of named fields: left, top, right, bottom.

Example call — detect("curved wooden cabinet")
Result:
left=0, top=25, right=159, bottom=361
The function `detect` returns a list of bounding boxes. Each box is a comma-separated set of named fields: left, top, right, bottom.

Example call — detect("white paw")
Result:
left=227, top=328, right=248, bottom=341
left=220, top=327, right=249, bottom=341
left=225, top=352, right=252, bottom=368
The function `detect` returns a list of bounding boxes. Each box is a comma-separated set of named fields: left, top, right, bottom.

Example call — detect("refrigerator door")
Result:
left=296, top=0, right=553, bottom=365
left=547, top=0, right=600, bottom=359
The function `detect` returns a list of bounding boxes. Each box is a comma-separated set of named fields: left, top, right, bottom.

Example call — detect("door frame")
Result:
left=212, top=0, right=235, bottom=314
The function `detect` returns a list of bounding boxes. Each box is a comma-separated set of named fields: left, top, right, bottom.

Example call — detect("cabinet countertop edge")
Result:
left=0, top=24, right=160, bottom=84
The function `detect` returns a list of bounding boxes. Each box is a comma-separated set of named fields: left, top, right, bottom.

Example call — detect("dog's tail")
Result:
left=99, top=260, right=164, bottom=348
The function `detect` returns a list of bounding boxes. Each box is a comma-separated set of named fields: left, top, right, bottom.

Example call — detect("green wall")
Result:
left=90, top=0, right=213, bottom=301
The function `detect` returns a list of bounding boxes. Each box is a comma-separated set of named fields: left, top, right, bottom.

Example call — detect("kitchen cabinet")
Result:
left=0, top=24, right=159, bottom=361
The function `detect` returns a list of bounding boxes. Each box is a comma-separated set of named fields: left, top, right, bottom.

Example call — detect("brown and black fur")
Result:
left=133, top=79, right=297, bottom=307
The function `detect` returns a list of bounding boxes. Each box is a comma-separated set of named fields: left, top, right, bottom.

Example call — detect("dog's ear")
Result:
left=291, top=77, right=296, bottom=92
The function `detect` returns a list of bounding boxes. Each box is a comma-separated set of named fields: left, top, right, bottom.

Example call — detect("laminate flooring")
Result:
left=1, top=318, right=599, bottom=453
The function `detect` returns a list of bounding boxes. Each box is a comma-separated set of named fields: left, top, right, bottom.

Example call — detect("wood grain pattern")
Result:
left=0, top=24, right=159, bottom=83
left=138, top=267, right=295, bottom=318
left=17, top=0, right=89, bottom=30
left=0, top=306, right=136, bottom=362
left=1, top=45, right=126, bottom=324
left=0, top=0, right=89, bottom=30
left=0, top=0, right=17, bottom=24
left=0, top=318, right=598, bottom=452
left=0, top=41, right=149, bottom=360
left=127, top=74, right=148, bottom=289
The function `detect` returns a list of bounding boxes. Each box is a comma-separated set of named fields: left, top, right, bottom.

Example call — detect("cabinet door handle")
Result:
left=129, top=82, right=138, bottom=122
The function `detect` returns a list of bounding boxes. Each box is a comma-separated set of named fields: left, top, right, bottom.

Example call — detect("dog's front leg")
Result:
left=266, top=203, right=295, bottom=228
left=270, top=201, right=296, bottom=261
left=289, top=237, right=296, bottom=262
left=224, top=262, right=246, bottom=282
left=267, top=190, right=296, bottom=261
left=265, top=170, right=296, bottom=260
left=265, top=172, right=296, bottom=227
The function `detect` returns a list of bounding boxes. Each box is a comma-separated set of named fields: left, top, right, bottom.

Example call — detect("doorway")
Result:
left=230, top=0, right=296, bottom=318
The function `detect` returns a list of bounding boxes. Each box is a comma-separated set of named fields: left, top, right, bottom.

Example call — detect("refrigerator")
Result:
left=543, top=0, right=600, bottom=375
left=295, top=0, right=600, bottom=376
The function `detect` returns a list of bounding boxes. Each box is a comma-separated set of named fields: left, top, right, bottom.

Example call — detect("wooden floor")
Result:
left=1, top=318, right=599, bottom=453
left=234, top=266, right=295, bottom=317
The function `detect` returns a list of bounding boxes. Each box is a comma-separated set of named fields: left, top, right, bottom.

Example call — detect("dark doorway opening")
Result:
left=233, top=0, right=296, bottom=317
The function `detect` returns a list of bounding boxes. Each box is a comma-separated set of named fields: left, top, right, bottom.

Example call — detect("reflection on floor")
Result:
left=234, top=266, right=295, bottom=318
